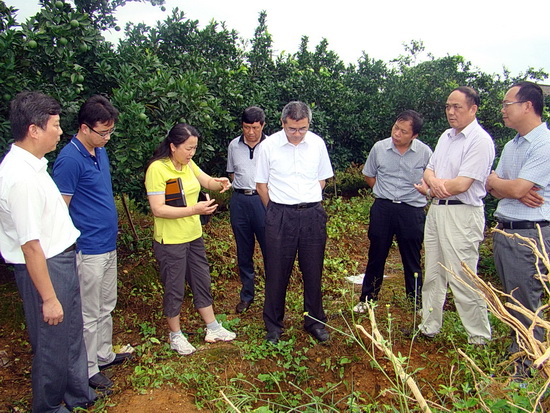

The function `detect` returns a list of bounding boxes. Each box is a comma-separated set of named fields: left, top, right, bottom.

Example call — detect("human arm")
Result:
left=256, top=182, right=269, bottom=207
left=413, top=178, right=430, bottom=196
left=147, top=193, right=217, bottom=219
left=423, top=169, right=473, bottom=198
left=319, top=180, right=326, bottom=190
left=365, top=176, right=376, bottom=188
left=20, top=240, right=64, bottom=325
left=486, top=170, right=538, bottom=199
left=61, top=195, right=72, bottom=206
left=197, top=172, right=232, bottom=193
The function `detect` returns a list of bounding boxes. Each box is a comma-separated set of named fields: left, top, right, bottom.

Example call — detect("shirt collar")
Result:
left=71, top=135, right=98, bottom=158
left=515, top=122, right=549, bottom=143
left=384, top=138, right=419, bottom=153
left=11, top=144, right=48, bottom=172
left=277, top=130, right=310, bottom=147
left=448, top=118, right=479, bottom=140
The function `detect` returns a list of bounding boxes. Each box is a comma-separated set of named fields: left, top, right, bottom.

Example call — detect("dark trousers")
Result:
left=263, top=201, right=328, bottom=334
left=14, top=249, right=96, bottom=413
left=360, top=198, right=425, bottom=304
left=230, top=192, right=266, bottom=303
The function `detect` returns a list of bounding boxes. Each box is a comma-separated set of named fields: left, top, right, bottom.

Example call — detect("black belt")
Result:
left=432, top=199, right=464, bottom=205
left=63, top=243, right=76, bottom=253
left=275, top=202, right=320, bottom=209
left=234, top=188, right=258, bottom=196
left=497, top=221, right=550, bottom=230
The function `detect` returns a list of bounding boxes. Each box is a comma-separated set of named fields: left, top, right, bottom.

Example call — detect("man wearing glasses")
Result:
left=227, top=106, right=267, bottom=314
left=53, top=95, right=131, bottom=391
left=255, top=101, right=333, bottom=344
left=414, top=87, right=495, bottom=345
left=486, top=81, right=550, bottom=378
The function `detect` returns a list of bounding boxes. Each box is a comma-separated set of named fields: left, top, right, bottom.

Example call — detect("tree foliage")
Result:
left=0, top=1, right=548, bottom=207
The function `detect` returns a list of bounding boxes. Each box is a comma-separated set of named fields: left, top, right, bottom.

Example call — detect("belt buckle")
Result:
left=392, top=200, right=402, bottom=204
left=297, top=203, right=308, bottom=209
left=244, top=189, right=254, bottom=195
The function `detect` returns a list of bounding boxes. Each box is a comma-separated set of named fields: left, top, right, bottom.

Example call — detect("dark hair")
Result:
left=146, top=123, right=200, bottom=169
left=513, top=81, right=544, bottom=117
left=281, top=101, right=312, bottom=123
left=242, top=106, right=265, bottom=124
left=10, top=91, right=61, bottom=142
left=396, top=110, right=424, bottom=135
left=452, top=86, right=480, bottom=107
left=78, top=95, right=119, bottom=127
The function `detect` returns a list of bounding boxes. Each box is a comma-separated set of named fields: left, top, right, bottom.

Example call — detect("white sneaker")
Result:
left=204, top=326, right=236, bottom=343
left=170, top=333, right=196, bottom=355
left=353, top=301, right=368, bottom=314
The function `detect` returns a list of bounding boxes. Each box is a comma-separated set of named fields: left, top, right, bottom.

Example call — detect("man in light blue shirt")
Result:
left=354, top=110, right=432, bottom=313
left=486, top=81, right=550, bottom=376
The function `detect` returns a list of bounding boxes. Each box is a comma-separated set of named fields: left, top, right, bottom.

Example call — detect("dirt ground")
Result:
left=0, top=206, right=503, bottom=412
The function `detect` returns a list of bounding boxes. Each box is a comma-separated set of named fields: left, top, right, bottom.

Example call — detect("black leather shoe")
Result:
left=99, top=352, right=133, bottom=370
left=89, top=372, right=113, bottom=389
left=265, top=331, right=281, bottom=345
left=236, top=300, right=252, bottom=314
left=309, top=327, right=329, bottom=343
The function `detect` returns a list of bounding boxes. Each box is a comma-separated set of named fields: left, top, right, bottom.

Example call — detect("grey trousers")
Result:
left=493, top=225, right=550, bottom=353
left=76, top=250, right=117, bottom=378
left=14, top=249, right=96, bottom=412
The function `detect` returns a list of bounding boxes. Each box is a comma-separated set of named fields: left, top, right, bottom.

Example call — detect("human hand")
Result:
left=429, top=176, right=451, bottom=199
left=519, top=186, right=544, bottom=208
left=486, top=170, right=499, bottom=191
left=42, top=297, right=64, bottom=325
left=194, top=195, right=218, bottom=215
left=413, top=178, right=430, bottom=196
left=213, top=177, right=231, bottom=193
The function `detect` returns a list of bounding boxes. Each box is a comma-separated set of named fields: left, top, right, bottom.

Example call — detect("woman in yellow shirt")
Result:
left=145, top=123, right=236, bottom=355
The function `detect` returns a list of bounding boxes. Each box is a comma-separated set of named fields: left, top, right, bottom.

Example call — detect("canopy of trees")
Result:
left=0, top=0, right=548, bottom=207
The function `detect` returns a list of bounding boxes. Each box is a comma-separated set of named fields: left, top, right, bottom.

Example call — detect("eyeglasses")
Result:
left=86, top=124, right=116, bottom=138
left=285, top=126, right=309, bottom=134
left=501, top=101, right=527, bottom=109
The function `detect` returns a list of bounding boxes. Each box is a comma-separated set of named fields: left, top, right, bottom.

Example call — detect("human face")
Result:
left=170, top=136, right=198, bottom=169
left=242, top=121, right=264, bottom=146
left=36, top=114, right=63, bottom=154
left=391, top=119, right=417, bottom=151
left=501, top=86, right=527, bottom=130
left=282, top=117, right=309, bottom=145
left=84, top=120, right=115, bottom=148
left=445, top=90, right=477, bottom=133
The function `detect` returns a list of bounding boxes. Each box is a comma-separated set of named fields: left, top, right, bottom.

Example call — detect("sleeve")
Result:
left=254, top=143, right=269, bottom=184
left=52, top=154, right=80, bottom=196
left=226, top=141, right=234, bottom=174
left=145, top=161, right=167, bottom=195
left=8, top=177, right=46, bottom=245
left=189, top=160, right=203, bottom=177
left=317, top=139, right=334, bottom=180
left=458, top=134, right=495, bottom=182
left=362, top=144, right=378, bottom=177
left=518, top=140, right=550, bottom=187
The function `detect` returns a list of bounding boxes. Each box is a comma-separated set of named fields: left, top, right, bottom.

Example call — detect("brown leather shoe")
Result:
left=235, top=300, right=252, bottom=314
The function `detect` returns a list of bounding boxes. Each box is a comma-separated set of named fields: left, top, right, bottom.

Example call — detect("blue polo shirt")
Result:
left=52, top=136, right=118, bottom=254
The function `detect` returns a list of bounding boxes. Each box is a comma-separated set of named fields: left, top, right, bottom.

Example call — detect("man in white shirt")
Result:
left=256, top=101, right=334, bottom=344
left=0, top=92, right=96, bottom=412
left=415, top=86, right=495, bottom=345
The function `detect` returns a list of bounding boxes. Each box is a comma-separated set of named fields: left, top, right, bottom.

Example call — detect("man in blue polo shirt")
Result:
left=227, top=106, right=267, bottom=313
left=53, top=95, right=131, bottom=391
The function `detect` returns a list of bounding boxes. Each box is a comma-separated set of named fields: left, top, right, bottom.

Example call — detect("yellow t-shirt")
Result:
left=145, top=158, right=202, bottom=244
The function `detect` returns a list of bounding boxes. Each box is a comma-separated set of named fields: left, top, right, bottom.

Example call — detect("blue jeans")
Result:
left=230, top=192, right=266, bottom=303
left=15, top=249, right=96, bottom=412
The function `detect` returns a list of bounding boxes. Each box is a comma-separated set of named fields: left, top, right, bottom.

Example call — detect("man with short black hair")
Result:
left=256, top=101, right=333, bottom=344
left=354, top=110, right=432, bottom=313
left=227, top=106, right=267, bottom=314
left=486, top=81, right=550, bottom=375
left=0, top=91, right=96, bottom=411
left=415, top=86, right=495, bottom=344
left=53, top=95, right=131, bottom=390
